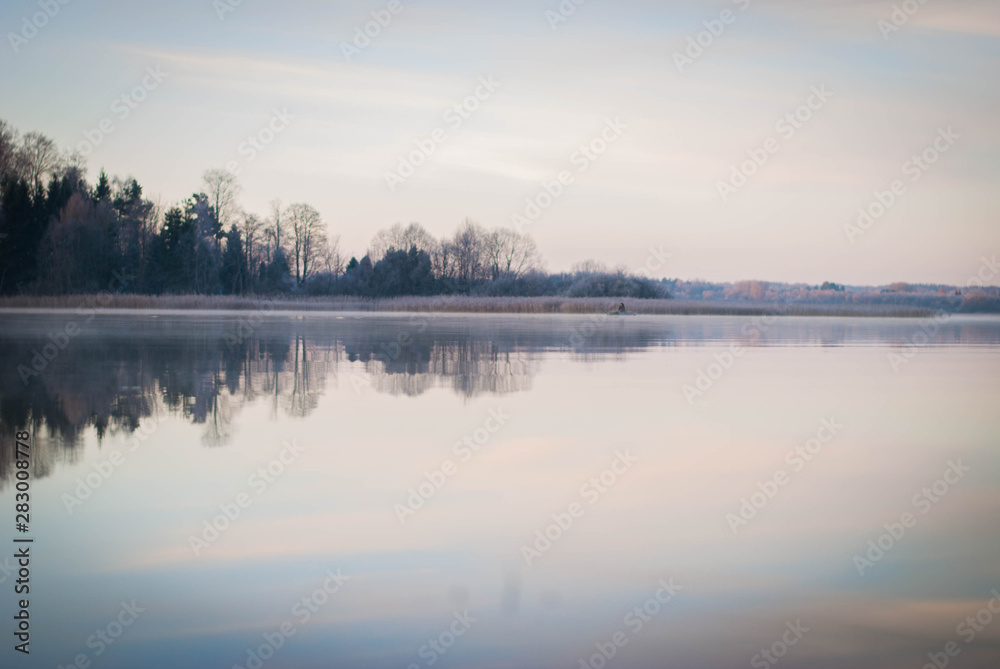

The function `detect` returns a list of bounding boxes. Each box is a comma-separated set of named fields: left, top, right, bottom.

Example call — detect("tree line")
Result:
left=0, top=119, right=666, bottom=299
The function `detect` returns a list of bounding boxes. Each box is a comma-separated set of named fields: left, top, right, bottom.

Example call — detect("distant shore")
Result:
left=0, top=294, right=963, bottom=317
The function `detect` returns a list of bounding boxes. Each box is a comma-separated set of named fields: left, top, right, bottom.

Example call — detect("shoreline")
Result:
left=0, top=294, right=964, bottom=318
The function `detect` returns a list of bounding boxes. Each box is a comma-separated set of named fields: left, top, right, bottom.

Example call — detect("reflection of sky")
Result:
left=4, top=316, right=1000, bottom=668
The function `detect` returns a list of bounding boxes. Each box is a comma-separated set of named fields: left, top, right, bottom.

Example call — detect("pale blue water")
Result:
left=1, top=311, right=999, bottom=669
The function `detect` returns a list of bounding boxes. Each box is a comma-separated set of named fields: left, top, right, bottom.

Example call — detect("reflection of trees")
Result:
left=4, top=312, right=998, bottom=485
left=0, top=315, right=548, bottom=483
left=350, top=337, right=539, bottom=397
left=406, top=345, right=534, bottom=396
left=434, top=343, right=537, bottom=396
left=0, top=322, right=332, bottom=484
left=285, top=334, right=328, bottom=418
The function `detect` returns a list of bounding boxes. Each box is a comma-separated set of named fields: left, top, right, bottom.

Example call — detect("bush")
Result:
left=565, top=272, right=666, bottom=298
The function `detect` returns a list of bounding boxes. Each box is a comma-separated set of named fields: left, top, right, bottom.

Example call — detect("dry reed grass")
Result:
left=0, top=294, right=937, bottom=317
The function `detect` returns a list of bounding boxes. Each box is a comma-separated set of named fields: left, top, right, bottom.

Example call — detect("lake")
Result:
left=1, top=311, right=999, bottom=669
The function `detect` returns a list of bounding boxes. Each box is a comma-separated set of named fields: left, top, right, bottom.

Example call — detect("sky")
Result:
left=1, top=0, right=998, bottom=285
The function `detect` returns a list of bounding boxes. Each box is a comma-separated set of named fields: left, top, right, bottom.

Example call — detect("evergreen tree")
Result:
left=92, top=169, right=111, bottom=202
left=0, top=178, right=47, bottom=293
left=221, top=226, right=246, bottom=294
left=370, top=246, right=434, bottom=296
left=153, top=204, right=197, bottom=292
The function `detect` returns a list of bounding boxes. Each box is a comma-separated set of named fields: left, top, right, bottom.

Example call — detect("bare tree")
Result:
left=37, top=192, right=118, bottom=293
left=266, top=198, right=286, bottom=264
left=189, top=194, right=221, bottom=292
left=0, top=119, right=19, bottom=182
left=135, top=199, right=161, bottom=291
left=571, top=259, right=608, bottom=274
left=37, top=192, right=90, bottom=293
left=55, top=148, right=87, bottom=183
left=484, top=227, right=540, bottom=280
left=368, top=222, right=438, bottom=262
left=239, top=212, right=265, bottom=285
left=287, top=202, right=326, bottom=286
left=727, top=280, right=768, bottom=300
left=431, top=239, right=455, bottom=281
left=18, top=131, right=60, bottom=186
left=202, top=168, right=242, bottom=230
left=321, top=233, right=344, bottom=275
left=451, top=218, right=487, bottom=288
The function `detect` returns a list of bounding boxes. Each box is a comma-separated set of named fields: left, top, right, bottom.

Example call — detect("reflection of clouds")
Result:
left=7, top=313, right=997, bottom=669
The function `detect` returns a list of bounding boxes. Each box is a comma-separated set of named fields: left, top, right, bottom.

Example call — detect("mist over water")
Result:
left=2, top=312, right=999, bottom=668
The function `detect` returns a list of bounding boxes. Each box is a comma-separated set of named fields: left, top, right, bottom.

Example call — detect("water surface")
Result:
left=2, top=311, right=999, bottom=669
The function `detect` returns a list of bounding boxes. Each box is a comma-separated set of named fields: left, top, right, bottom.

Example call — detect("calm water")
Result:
left=2, top=311, right=999, bottom=669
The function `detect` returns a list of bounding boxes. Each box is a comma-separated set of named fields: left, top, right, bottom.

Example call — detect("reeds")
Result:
left=0, top=294, right=939, bottom=317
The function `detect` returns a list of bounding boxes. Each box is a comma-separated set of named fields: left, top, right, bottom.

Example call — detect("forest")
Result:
left=0, top=119, right=665, bottom=299
left=3, top=118, right=997, bottom=312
